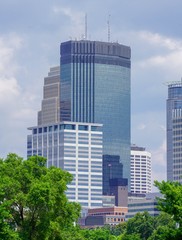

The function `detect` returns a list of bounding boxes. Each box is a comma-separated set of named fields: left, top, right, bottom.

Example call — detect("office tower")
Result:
left=167, top=82, right=182, bottom=183
left=27, top=122, right=103, bottom=208
left=130, top=144, right=152, bottom=194
left=38, top=66, right=60, bottom=125
left=60, top=40, right=131, bottom=187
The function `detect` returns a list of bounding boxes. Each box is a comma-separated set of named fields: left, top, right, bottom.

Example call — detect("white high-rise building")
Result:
left=27, top=121, right=103, bottom=209
left=130, top=145, right=152, bottom=194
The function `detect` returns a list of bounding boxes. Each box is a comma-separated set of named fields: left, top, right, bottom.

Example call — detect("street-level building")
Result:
left=85, top=206, right=128, bottom=227
left=126, top=192, right=161, bottom=220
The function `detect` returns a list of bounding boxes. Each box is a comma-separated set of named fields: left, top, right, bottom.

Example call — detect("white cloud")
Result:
left=137, top=123, right=146, bottom=130
left=0, top=77, right=20, bottom=103
left=52, top=6, right=85, bottom=39
left=138, top=31, right=182, bottom=50
left=130, top=31, right=182, bottom=77
left=0, top=35, right=22, bottom=105
left=0, top=34, right=23, bottom=76
left=0, top=33, right=38, bottom=158
left=138, top=50, right=182, bottom=71
left=151, top=140, right=166, bottom=191
left=152, top=140, right=166, bottom=168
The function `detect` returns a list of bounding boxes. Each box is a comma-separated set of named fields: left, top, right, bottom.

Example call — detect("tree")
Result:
left=118, top=233, right=141, bottom=240
left=0, top=154, right=81, bottom=240
left=153, top=212, right=176, bottom=229
left=125, top=212, right=154, bottom=240
left=148, top=225, right=182, bottom=240
left=154, top=180, right=182, bottom=227
left=103, top=222, right=127, bottom=237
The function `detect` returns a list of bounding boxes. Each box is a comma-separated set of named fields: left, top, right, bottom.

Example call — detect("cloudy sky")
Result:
left=1, top=0, right=182, bottom=189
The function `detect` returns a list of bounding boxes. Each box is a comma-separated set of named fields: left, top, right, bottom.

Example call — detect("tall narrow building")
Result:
left=38, top=66, right=60, bottom=125
left=60, top=40, right=131, bottom=188
left=130, top=144, right=152, bottom=194
left=167, top=82, right=182, bottom=183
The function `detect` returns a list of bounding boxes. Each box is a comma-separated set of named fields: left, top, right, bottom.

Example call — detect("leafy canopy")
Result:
left=154, top=180, right=182, bottom=227
left=0, top=153, right=81, bottom=240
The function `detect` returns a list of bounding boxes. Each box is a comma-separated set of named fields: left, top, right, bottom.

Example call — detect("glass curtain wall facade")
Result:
left=60, top=40, right=131, bottom=187
left=167, top=82, right=182, bottom=183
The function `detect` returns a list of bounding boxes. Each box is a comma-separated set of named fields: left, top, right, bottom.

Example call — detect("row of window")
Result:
left=128, top=207, right=158, bottom=213
left=32, top=124, right=102, bottom=134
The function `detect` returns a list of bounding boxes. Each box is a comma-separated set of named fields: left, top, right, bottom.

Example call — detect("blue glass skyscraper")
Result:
left=167, top=82, right=182, bottom=183
left=60, top=40, right=131, bottom=189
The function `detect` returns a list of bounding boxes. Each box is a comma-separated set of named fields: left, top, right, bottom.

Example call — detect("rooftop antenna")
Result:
left=85, top=13, right=87, bottom=40
left=107, top=14, right=111, bottom=42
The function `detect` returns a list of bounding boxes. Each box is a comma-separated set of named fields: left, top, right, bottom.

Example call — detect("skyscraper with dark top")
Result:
left=60, top=40, right=131, bottom=188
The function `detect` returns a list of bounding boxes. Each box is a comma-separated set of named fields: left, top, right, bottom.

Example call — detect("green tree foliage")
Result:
left=154, top=180, right=182, bottom=227
left=79, top=211, right=180, bottom=239
left=148, top=226, right=182, bottom=240
left=103, top=223, right=126, bottom=236
left=153, top=212, right=176, bottom=229
left=118, top=233, right=141, bottom=240
left=125, top=212, right=154, bottom=240
left=81, top=228, right=110, bottom=240
left=0, top=154, right=81, bottom=240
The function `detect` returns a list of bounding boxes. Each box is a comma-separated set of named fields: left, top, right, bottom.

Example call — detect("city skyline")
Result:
left=27, top=39, right=131, bottom=207
left=1, top=0, right=182, bottom=189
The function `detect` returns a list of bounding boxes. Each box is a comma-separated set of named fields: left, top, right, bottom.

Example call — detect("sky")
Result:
left=1, top=0, right=182, bottom=189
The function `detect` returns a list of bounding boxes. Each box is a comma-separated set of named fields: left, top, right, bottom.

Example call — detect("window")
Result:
left=91, top=126, right=102, bottom=131
left=78, top=125, right=88, bottom=131
left=64, top=124, right=75, bottom=130
left=54, top=125, right=58, bottom=131
left=33, top=129, right=37, bottom=134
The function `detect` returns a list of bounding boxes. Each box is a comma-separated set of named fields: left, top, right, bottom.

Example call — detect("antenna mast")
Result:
left=85, top=13, right=87, bottom=40
left=107, top=14, right=111, bottom=42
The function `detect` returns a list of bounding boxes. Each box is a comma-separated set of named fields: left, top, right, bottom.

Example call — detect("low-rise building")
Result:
left=126, top=192, right=161, bottom=220
left=85, top=206, right=128, bottom=227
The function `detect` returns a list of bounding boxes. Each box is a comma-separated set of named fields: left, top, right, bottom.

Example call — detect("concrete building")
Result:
left=109, top=178, right=128, bottom=207
left=130, top=145, right=152, bottom=194
left=85, top=206, right=128, bottom=227
left=60, top=40, right=131, bottom=189
left=38, top=66, right=60, bottom=125
left=126, top=192, right=161, bottom=220
left=27, top=121, right=103, bottom=209
left=167, top=81, right=182, bottom=183
left=102, top=195, right=115, bottom=208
